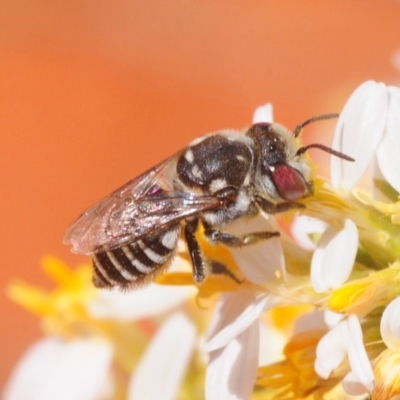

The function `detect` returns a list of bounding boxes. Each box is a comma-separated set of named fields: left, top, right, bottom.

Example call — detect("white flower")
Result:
left=204, top=290, right=275, bottom=400
left=4, top=266, right=195, bottom=400
left=87, top=282, right=195, bottom=321
left=4, top=312, right=196, bottom=400
left=128, top=312, right=196, bottom=400
left=3, top=338, right=114, bottom=400
left=315, top=314, right=374, bottom=396
left=331, top=80, right=400, bottom=194
left=205, top=301, right=260, bottom=400
left=310, top=218, right=358, bottom=293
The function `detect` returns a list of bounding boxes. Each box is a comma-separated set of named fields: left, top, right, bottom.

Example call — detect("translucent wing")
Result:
left=63, top=154, right=222, bottom=255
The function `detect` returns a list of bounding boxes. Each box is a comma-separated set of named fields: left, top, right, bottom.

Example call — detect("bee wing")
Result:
left=63, top=154, right=222, bottom=255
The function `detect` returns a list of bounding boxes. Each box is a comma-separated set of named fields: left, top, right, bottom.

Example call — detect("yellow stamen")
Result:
left=373, top=349, right=400, bottom=400
left=257, top=330, right=339, bottom=397
left=328, top=263, right=400, bottom=313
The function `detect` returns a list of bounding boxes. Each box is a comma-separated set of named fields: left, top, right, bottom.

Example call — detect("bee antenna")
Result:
left=293, top=113, right=339, bottom=138
left=295, top=143, right=355, bottom=162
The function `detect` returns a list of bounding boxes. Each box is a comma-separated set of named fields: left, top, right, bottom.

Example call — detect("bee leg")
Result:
left=209, top=260, right=243, bottom=284
left=254, top=194, right=306, bottom=214
left=204, top=226, right=279, bottom=247
left=184, top=218, right=207, bottom=283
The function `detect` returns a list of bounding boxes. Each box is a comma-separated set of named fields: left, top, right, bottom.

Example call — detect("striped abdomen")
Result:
left=92, top=225, right=181, bottom=289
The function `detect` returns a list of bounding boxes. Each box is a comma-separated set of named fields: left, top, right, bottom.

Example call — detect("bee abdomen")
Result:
left=92, top=225, right=181, bottom=289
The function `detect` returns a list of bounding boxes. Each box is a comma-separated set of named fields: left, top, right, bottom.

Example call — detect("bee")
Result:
left=64, top=114, right=354, bottom=289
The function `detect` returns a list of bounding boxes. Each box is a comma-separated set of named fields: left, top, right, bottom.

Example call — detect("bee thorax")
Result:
left=176, top=133, right=253, bottom=193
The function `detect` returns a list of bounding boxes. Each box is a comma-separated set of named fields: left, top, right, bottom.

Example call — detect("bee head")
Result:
left=247, top=114, right=354, bottom=202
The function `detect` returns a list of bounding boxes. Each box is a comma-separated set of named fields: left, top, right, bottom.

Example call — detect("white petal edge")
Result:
left=315, top=319, right=349, bottom=379
left=342, top=370, right=370, bottom=396
left=128, top=312, right=196, bottom=400
left=205, top=319, right=259, bottom=400
left=331, top=80, right=388, bottom=192
left=4, top=337, right=113, bottom=400
left=380, top=296, right=400, bottom=351
left=311, top=218, right=358, bottom=293
left=205, top=290, right=271, bottom=353
left=376, top=86, right=400, bottom=193
left=252, top=103, right=274, bottom=123
left=87, top=283, right=194, bottom=321
left=346, top=314, right=374, bottom=392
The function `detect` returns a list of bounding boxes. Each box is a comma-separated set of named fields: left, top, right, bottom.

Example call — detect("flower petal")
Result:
left=128, top=312, right=196, bottom=400
left=331, top=81, right=389, bottom=192
left=290, top=215, right=328, bottom=251
left=205, top=290, right=272, bottom=352
left=311, top=218, right=358, bottom=293
left=323, top=309, right=344, bottom=328
left=258, top=320, right=286, bottom=365
left=225, top=213, right=285, bottom=285
left=87, top=283, right=194, bottom=321
left=346, top=314, right=374, bottom=392
left=205, top=319, right=259, bottom=400
left=315, top=319, right=349, bottom=379
left=370, top=155, right=393, bottom=201
left=4, top=337, right=113, bottom=400
left=293, top=308, right=327, bottom=333
left=252, top=103, right=274, bottom=123
left=376, top=86, right=400, bottom=193
left=380, top=296, right=400, bottom=351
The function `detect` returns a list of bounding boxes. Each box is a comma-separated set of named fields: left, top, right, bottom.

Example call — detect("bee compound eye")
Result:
left=270, top=164, right=308, bottom=201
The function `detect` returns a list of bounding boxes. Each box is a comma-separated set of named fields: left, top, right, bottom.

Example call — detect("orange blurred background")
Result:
left=2, top=0, right=400, bottom=389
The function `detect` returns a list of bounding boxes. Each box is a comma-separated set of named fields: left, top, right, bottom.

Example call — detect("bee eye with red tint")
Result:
left=270, top=164, right=309, bottom=201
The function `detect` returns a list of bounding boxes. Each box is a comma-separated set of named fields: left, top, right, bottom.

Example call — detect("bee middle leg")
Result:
left=204, top=226, right=280, bottom=248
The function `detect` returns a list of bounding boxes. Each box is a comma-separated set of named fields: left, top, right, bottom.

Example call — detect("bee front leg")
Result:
left=204, top=226, right=279, bottom=247
left=254, top=194, right=305, bottom=214
left=184, top=218, right=207, bottom=283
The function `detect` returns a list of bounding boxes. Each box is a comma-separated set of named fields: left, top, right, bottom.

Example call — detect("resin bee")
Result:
left=64, top=114, right=353, bottom=289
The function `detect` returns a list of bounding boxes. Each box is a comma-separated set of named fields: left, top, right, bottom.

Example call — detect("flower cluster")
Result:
left=5, top=81, right=400, bottom=400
